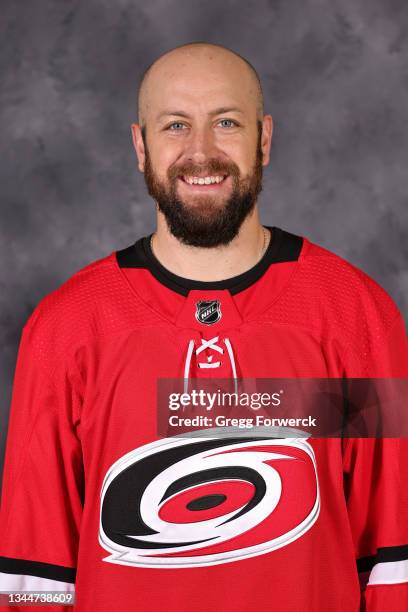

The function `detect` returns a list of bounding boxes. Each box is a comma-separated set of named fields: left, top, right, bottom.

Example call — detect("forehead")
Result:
left=144, top=52, right=257, bottom=119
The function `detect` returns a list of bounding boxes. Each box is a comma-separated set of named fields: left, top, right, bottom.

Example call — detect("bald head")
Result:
left=137, top=42, right=264, bottom=130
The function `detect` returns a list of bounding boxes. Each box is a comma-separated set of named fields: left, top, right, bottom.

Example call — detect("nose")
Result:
left=184, top=126, right=218, bottom=164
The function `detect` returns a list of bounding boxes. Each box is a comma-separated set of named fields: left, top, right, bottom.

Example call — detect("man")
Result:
left=0, top=42, right=407, bottom=611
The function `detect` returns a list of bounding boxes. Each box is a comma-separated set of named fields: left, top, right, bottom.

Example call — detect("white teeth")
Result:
left=183, top=175, right=226, bottom=185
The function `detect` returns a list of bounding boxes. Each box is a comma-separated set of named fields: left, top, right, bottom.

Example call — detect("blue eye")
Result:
left=219, top=119, right=236, bottom=128
left=167, top=122, right=186, bottom=130
left=166, top=119, right=238, bottom=131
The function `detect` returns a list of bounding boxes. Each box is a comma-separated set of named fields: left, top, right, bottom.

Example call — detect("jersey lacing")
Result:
left=183, top=336, right=238, bottom=394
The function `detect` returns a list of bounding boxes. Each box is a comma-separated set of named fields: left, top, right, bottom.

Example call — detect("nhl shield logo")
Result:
left=195, top=300, right=222, bottom=325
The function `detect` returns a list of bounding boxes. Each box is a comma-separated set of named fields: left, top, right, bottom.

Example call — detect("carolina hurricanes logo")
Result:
left=98, top=433, right=320, bottom=569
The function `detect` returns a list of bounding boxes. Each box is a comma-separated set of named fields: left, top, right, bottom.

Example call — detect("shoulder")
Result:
left=21, top=249, right=157, bottom=376
left=267, top=231, right=404, bottom=373
left=299, top=235, right=401, bottom=328
left=25, top=252, right=116, bottom=333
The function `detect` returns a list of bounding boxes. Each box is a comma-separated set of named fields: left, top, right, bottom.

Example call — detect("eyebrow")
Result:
left=157, top=107, right=244, bottom=121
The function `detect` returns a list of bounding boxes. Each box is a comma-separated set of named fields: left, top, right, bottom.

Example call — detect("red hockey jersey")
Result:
left=1, top=225, right=407, bottom=611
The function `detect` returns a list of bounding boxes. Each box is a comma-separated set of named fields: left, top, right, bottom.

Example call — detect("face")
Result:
left=133, top=52, right=272, bottom=248
left=142, top=122, right=263, bottom=247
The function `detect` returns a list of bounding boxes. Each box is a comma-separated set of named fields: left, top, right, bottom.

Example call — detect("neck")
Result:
left=151, top=208, right=270, bottom=282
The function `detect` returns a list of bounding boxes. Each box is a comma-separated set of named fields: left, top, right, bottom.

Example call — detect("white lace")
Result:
left=183, top=336, right=238, bottom=394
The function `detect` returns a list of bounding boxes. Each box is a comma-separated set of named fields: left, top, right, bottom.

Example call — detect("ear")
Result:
left=131, top=123, right=146, bottom=172
left=261, top=115, right=273, bottom=166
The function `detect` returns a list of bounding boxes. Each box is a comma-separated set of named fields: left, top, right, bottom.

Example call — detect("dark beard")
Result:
left=141, top=121, right=264, bottom=248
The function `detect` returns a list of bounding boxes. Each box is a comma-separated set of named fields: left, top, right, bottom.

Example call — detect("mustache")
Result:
left=168, top=161, right=240, bottom=179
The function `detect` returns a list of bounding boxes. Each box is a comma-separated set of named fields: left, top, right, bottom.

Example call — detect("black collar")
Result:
left=116, top=226, right=303, bottom=297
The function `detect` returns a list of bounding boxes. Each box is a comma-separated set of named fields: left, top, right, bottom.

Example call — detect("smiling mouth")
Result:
left=178, top=175, right=229, bottom=188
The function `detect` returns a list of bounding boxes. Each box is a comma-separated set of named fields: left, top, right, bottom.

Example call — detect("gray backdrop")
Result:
left=1, top=0, right=407, bottom=483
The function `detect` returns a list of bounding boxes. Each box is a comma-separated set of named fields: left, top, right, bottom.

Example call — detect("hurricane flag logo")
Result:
left=99, top=434, right=320, bottom=568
